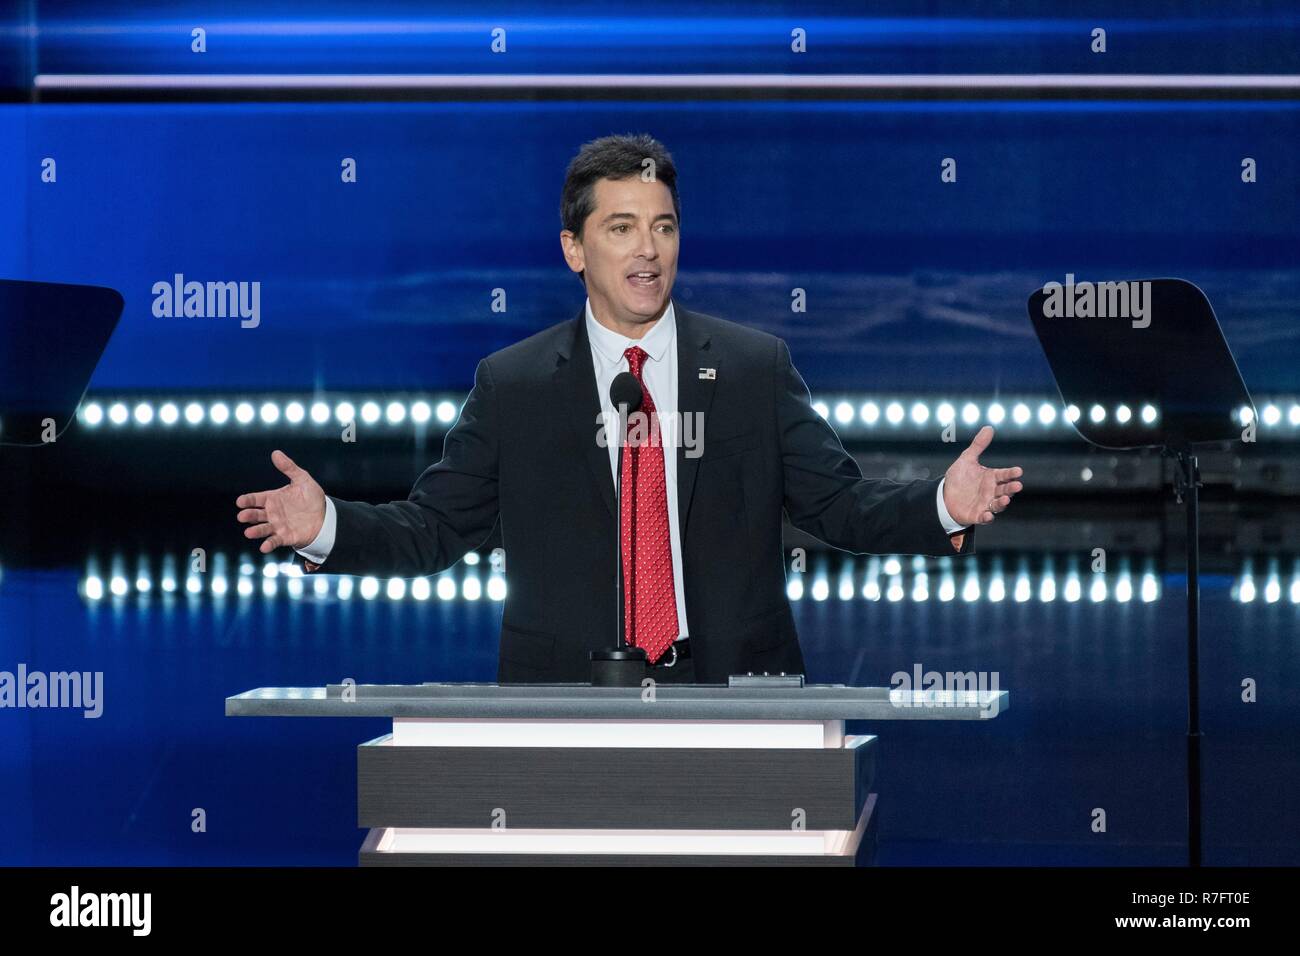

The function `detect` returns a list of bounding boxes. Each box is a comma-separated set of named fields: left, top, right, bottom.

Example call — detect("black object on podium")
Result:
left=1027, top=276, right=1255, bottom=867
left=0, top=278, right=124, bottom=446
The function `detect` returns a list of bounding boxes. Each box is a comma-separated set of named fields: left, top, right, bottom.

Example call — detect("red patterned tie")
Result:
left=620, top=345, right=679, bottom=664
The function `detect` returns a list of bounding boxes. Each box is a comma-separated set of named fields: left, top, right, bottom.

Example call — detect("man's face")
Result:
left=560, top=176, right=679, bottom=331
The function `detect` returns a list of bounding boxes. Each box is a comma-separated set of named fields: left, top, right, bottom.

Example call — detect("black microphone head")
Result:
left=610, top=371, right=643, bottom=414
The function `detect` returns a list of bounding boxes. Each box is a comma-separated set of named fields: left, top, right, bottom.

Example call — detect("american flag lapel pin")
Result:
left=698, top=367, right=716, bottom=380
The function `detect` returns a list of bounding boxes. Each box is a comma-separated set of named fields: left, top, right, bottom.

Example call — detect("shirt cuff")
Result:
left=295, top=496, right=337, bottom=565
left=936, top=477, right=968, bottom=535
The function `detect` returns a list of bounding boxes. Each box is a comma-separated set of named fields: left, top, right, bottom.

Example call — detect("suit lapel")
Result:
left=674, top=304, right=717, bottom=539
left=558, top=307, right=617, bottom=520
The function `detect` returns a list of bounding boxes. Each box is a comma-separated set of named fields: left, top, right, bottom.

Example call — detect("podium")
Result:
left=226, top=682, right=1009, bottom=866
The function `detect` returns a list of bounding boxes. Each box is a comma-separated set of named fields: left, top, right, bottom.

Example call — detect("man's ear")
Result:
left=559, top=230, right=585, bottom=277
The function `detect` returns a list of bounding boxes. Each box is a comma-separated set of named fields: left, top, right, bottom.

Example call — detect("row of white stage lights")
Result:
left=81, top=551, right=506, bottom=603
left=76, top=553, right=1178, bottom=605
left=786, top=555, right=1163, bottom=604
left=1233, top=560, right=1300, bottom=604
left=813, top=401, right=1284, bottom=431
left=78, top=398, right=462, bottom=429
left=76, top=397, right=1295, bottom=434
left=813, top=399, right=1158, bottom=429
left=73, top=557, right=1300, bottom=605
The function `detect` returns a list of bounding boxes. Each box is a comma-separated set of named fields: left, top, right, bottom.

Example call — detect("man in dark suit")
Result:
left=235, top=133, right=1023, bottom=684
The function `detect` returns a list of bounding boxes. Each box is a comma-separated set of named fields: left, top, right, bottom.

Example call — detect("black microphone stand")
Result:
left=590, top=378, right=649, bottom=686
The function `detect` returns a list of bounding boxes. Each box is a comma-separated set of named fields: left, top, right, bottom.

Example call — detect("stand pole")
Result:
left=1173, top=450, right=1202, bottom=867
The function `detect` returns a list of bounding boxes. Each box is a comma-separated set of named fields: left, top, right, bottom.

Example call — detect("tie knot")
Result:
left=623, top=345, right=648, bottom=378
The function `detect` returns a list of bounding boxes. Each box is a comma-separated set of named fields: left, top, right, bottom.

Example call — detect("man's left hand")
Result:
left=943, top=425, right=1024, bottom=527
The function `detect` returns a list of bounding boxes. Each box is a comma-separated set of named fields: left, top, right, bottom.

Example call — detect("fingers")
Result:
left=272, top=449, right=306, bottom=481
left=974, top=493, right=1014, bottom=525
left=239, top=460, right=300, bottom=554
left=245, top=523, right=282, bottom=553
left=962, top=425, right=994, bottom=460
left=996, top=480, right=1023, bottom=495
left=993, top=465, right=1023, bottom=481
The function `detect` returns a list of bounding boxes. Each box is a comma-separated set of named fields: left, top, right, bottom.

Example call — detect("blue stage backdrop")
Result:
left=1, top=99, right=1298, bottom=394
left=0, top=1, right=1297, bottom=869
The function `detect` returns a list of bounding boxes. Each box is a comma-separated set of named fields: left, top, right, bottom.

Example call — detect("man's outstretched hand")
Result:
left=235, top=450, right=326, bottom=554
left=943, top=425, right=1024, bottom=528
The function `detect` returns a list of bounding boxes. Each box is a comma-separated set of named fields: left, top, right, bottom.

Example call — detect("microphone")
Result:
left=589, top=372, right=649, bottom=686
left=610, top=371, right=642, bottom=415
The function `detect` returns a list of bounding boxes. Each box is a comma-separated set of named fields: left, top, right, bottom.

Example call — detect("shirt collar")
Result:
left=585, top=297, right=676, bottom=369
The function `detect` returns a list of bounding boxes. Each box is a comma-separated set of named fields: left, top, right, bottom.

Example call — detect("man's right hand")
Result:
left=236, top=450, right=327, bottom=554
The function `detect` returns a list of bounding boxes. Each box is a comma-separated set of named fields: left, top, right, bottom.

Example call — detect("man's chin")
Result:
left=622, top=295, right=670, bottom=322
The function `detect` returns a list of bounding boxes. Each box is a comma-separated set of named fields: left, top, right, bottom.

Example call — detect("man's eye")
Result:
left=613, top=224, right=629, bottom=234
left=658, top=224, right=676, bottom=234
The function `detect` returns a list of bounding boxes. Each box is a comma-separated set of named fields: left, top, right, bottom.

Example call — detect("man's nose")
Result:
left=635, top=227, right=658, bottom=259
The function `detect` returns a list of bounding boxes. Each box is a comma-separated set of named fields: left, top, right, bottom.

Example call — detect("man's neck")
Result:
left=589, top=298, right=670, bottom=340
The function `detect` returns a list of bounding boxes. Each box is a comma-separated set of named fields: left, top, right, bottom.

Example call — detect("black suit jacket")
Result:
left=313, top=301, right=975, bottom=682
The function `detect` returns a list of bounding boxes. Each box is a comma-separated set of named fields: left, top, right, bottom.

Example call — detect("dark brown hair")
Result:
left=560, top=133, right=680, bottom=240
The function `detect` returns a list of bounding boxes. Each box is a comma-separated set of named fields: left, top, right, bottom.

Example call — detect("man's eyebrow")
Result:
left=597, top=211, right=678, bottom=225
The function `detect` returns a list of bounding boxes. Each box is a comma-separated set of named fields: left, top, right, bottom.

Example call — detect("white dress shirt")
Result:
left=297, top=300, right=969, bottom=595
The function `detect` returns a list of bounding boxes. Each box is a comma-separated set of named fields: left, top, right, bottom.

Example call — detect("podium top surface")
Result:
left=225, top=683, right=1009, bottom=721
